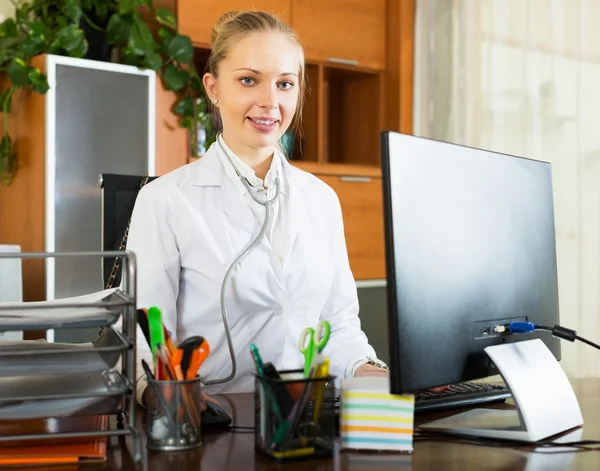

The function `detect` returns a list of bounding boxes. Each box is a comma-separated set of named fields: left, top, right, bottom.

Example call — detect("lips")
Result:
left=247, top=117, right=279, bottom=132
left=248, top=117, right=278, bottom=126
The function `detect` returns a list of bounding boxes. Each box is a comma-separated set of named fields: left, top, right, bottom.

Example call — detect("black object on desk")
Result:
left=413, top=381, right=510, bottom=413
left=203, top=401, right=232, bottom=427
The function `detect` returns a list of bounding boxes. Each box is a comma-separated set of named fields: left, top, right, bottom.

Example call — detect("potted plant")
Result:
left=0, top=0, right=212, bottom=186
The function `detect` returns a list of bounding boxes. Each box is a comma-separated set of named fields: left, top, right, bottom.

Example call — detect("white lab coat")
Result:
left=126, top=143, right=377, bottom=400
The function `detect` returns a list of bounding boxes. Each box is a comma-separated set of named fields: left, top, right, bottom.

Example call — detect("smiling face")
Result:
left=203, top=31, right=301, bottom=158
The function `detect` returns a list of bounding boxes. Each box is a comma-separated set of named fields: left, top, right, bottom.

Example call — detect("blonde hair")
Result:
left=206, top=10, right=306, bottom=135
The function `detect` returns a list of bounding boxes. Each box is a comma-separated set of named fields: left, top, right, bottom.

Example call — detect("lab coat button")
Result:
left=273, top=305, right=283, bottom=314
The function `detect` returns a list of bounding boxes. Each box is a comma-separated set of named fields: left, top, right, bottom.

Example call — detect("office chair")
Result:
left=100, top=173, right=159, bottom=289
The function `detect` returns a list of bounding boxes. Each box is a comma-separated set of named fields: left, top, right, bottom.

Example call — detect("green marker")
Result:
left=147, top=306, right=165, bottom=366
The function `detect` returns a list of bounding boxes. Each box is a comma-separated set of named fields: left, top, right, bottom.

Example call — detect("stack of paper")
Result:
left=340, top=377, right=415, bottom=452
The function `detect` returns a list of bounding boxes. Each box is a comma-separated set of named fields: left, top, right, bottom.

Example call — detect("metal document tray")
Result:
left=0, top=326, right=129, bottom=376
left=0, top=369, right=128, bottom=420
left=0, top=290, right=131, bottom=331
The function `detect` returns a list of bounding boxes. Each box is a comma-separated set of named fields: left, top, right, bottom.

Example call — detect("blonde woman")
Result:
left=127, top=11, right=388, bottom=407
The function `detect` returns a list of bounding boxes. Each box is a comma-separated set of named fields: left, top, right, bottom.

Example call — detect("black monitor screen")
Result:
left=380, top=132, right=561, bottom=394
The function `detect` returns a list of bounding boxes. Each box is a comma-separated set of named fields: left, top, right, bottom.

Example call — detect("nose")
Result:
left=259, top=84, right=278, bottom=111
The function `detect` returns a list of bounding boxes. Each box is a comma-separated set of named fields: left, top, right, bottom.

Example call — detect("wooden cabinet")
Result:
left=293, top=0, right=386, bottom=70
left=294, top=163, right=386, bottom=280
left=178, top=0, right=292, bottom=48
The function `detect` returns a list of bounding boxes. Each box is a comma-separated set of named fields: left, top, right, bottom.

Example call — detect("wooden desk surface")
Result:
left=109, top=378, right=600, bottom=470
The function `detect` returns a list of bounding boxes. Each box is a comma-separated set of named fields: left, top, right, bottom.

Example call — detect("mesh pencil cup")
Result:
left=145, top=376, right=203, bottom=451
left=254, top=369, right=336, bottom=462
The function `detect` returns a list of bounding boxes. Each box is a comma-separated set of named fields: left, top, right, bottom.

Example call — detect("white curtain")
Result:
left=414, top=0, right=600, bottom=378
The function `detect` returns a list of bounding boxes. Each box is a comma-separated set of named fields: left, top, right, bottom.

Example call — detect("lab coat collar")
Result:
left=190, top=144, right=313, bottom=236
left=190, top=144, right=311, bottom=191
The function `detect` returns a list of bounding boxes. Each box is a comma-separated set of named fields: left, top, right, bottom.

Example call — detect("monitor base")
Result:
left=419, top=339, right=583, bottom=441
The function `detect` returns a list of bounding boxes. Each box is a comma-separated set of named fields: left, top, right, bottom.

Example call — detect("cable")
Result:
left=202, top=134, right=282, bottom=386
left=493, top=322, right=600, bottom=351
left=414, top=430, right=600, bottom=451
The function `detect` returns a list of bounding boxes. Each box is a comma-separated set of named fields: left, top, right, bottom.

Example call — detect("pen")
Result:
left=312, top=357, right=330, bottom=423
left=148, top=306, right=165, bottom=378
left=141, top=359, right=178, bottom=432
left=250, top=344, right=265, bottom=375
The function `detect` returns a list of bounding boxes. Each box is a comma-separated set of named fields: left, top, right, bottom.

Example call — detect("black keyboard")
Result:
left=414, top=382, right=511, bottom=413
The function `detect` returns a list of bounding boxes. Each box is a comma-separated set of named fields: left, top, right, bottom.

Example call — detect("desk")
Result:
left=108, top=378, right=600, bottom=470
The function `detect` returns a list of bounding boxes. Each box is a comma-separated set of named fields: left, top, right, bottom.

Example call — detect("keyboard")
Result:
left=414, top=382, right=511, bottom=413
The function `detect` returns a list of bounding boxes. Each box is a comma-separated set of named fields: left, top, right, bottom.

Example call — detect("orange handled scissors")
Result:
left=170, top=336, right=210, bottom=380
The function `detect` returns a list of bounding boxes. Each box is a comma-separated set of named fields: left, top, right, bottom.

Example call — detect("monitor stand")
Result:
left=419, top=338, right=583, bottom=441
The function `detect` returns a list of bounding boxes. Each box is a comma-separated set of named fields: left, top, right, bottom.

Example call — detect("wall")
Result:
left=414, top=0, right=600, bottom=378
left=0, top=0, right=14, bottom=21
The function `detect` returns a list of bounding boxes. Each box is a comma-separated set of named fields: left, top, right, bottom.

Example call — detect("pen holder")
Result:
left=145, top=376, right=203, bottom=451
left=254, top=369, right=336, bottom=462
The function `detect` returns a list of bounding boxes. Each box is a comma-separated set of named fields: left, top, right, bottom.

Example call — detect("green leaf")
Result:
left=106, top=14, right=132, bottom=46
left=81, top=0, right=92, bottom=9
left=0, top=36, right=21, bottom=51
left=163, top=64, right=190, bottom=92
left=57, top=24, right=88, bottom=57
left=119, top=0, right=146, bottom=14
left=144, top=52, right=163, bottom=71
left=156, top=8, right=177, bottom=30
left=0, top=18, right=18, bottom=37
left=19, top=35, right=46, bottom=57
left=28, top=68, right=49, bottom=94
left=158, top=27, right=175, bottom=44
left=95, top=1, right=108, bottom=19
left=180, top=116, right=194, bottom=129
left=8, top=59, right=30, bottom=87
left=26, top=21, right=46, bottom=36
left=121, top=46, right=141, bottom=66
left=66, top=0, right=82, bottom=23
left=190, top=75, right=204, bottom=93
left=129, top=19, right=156, bottom=56
left=174, top=97, right=193, bottom=117
left=167, top=34, right=193, bottom=63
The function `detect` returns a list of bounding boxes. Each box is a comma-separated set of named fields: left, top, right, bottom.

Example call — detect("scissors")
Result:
left=299, top=320, right=331, bottom=377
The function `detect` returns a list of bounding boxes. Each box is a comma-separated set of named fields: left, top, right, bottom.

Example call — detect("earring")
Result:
left=212, top=98, right=219, bottom=105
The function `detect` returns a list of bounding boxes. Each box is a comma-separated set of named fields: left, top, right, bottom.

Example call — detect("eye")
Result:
left=278, top=81, right=294, bottom=90
left=240, top=77, right=255, bottom=86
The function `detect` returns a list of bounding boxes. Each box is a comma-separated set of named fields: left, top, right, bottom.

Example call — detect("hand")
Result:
left=428, top=385, right=451, bottom=393
left=355, top=363, right=389, bottom=377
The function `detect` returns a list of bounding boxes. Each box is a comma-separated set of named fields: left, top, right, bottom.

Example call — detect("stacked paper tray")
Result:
left=0, top=326, right=129, bottom=376
left=340, top=377, right=415, bottom=452
left=0, top=288, right=125, bottom=331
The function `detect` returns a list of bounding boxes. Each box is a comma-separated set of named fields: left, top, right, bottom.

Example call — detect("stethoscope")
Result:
left=215, top=131, right=281, bottom=206
left=203, top=132, right=282, bottom=386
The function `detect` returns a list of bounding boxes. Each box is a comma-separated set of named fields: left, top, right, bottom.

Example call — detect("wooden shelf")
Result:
left=292, top=161, right=381, bottom=178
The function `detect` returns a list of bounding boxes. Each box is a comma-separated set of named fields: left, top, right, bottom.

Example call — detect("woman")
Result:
left=127, top=10, right=388, bottom=406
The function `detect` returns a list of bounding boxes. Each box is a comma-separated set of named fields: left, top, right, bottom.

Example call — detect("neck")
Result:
left=221, top=132, right=274, bottom=181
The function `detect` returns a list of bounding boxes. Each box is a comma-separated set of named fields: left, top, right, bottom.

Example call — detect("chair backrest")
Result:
left=100, top=173, right=159, bottom=288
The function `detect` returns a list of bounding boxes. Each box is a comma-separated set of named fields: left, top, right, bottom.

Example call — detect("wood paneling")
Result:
left=386, top=0, right=415, bottom=134
left=325, top=68, right=383, bottom=166
left=178, top=0, right=291, bottom=48
left=0, top=56, right=47, bottom=303
left=318, top=174, right=385, bottom=280
left=293, top=0, right=386, bottom=70
left=155, top=79, right=189, bottom=175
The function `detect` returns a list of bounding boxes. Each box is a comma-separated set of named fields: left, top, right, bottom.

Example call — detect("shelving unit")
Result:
left=0, top=251, right=142, bottom=463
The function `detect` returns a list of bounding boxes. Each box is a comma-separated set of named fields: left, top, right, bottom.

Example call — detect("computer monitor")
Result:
left=380, top=131, right=561, bottom=395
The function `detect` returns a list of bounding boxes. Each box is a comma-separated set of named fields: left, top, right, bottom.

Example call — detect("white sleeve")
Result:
left=125, top=185, right=181, bottom=405
left=318, top=189, right=377, bottom=381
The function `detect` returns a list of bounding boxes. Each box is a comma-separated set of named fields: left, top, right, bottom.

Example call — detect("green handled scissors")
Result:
left=299, top=320, right=331, bottom=377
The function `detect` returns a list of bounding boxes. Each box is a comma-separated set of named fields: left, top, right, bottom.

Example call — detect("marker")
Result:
left=250, top=344, right=265, bottom=375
